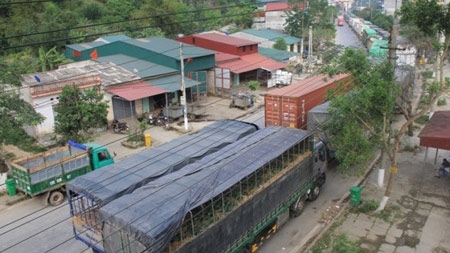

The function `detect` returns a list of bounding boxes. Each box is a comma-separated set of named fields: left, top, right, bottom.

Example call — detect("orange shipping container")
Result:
left=264, top=73, right=352, bottom=129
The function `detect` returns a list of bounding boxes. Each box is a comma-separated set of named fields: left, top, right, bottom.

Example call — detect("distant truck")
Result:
left=99, top=127, right=327, bottom=253
left=337, top=16, right=344, bottom=26
left=10, top=141, right=114, bottom=206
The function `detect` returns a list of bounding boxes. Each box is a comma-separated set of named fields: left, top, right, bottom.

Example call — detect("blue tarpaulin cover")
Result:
left=100, top=127, right=311, bottom=253
left=67, top=120, right=258, bottom=206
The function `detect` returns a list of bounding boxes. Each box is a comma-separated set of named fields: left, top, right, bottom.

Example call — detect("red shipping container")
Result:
left=265, top=73, right=352, bottom=129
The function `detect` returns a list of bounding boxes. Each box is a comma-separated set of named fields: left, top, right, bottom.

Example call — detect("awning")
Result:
left=216, top=54, right=287, bottom=74
left=418, top=111, right=450, bottom=150
left=146, top=75, right=201, bottom=92
left=106, top=81, right=166, bottom=101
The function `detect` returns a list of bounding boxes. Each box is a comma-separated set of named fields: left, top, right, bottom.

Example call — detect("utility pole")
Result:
left=179, top=43, right=189, bottom=132
left=308, top=26, right=312, bottom=72
left=378, top=7, right=401, bottom=211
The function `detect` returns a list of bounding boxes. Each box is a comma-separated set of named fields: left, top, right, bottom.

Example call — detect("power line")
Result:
left=2, top=3, right=257, bottom=41
left=0, top=0, right=50, bottom=5
left=1, top=4, right=259, bottom=50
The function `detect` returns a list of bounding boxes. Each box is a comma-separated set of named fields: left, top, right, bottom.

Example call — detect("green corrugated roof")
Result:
left=97, top=54, right=177, bottom=78
left=146, top=75, right=200, bottom=92
left=242, top=29, right=301, bottom=45
left=123, top=37, right=215, bottom=59
left=258, top=47, right=299, bottom=62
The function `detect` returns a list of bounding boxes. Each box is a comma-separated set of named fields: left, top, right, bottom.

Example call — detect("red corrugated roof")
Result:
left=418, top=111, right=450, bottom=150
left=106, top=81, right=166, bottom=101
left=216, top=53, right=287, bottom=74
left=215, top=52, right=240, bottom=63
left=266, top=73, right=350, bottom=96
left=195, top=33, right=256, bottom=47
left=266, top=2, right=290, bottom=11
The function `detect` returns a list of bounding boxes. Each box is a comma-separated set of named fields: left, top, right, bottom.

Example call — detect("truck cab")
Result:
left=83, top=143, right=114, bottom=170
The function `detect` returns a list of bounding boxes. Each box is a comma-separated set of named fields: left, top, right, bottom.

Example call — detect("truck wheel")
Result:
left=318, top=173, right=326, bottom=186
left=48, top=191, right=64, bottom=206
left=309, top=185, right=320, bottom=201
left=290, top=196, right=306, bottom=217
left=188, top=114, right=196, bottom=120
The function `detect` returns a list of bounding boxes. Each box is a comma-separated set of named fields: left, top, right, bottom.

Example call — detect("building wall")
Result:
left=265, top=11, right=288, bottom=31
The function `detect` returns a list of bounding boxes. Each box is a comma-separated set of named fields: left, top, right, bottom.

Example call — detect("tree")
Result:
left=273, top=38, right=287, bottom=51
left=38, top=46, right=73, bottom=72
left=399, top=0, right=450, bottom=85
left=54, top=85, right=108, bottom=143
left=325, top=48, right=397, bottom=175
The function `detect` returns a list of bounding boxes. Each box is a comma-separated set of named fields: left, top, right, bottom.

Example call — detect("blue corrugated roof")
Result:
left=242, top=29, right=300, bottom=44
left=96, top=54, right=177, bottom=78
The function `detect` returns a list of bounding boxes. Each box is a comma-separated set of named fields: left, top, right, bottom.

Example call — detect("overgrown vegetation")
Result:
left=331, top=233, right=361, bottom=253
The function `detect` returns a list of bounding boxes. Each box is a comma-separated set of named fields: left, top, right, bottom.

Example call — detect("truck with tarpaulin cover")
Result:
left=66, top=120, right=259, bottom=252
left=9, top=141, right=114, bottom=206
left=98, top=126, right=327, bottom=253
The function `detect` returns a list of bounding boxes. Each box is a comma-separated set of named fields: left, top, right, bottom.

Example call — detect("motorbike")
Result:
left=148, top=111, right=169, bottom=129
left=111, top=119, right=129, bottom=133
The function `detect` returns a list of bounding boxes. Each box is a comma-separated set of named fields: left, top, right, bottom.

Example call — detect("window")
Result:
left=98, top=151, right=109, bottom=162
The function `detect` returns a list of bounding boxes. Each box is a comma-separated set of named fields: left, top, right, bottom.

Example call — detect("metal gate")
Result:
left=112, top=96, right=135, bottom=120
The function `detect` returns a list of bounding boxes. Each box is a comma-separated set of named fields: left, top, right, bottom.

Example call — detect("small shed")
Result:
left=418, top=111, right=450, bottom=163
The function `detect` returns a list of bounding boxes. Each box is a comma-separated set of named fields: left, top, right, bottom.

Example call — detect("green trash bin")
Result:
left=5, top=178, right=16, bottom=197
left=350, top=186, right=361, bottom=206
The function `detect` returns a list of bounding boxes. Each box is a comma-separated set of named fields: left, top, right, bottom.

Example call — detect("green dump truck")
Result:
left=10, top=141, right=114, bottom=206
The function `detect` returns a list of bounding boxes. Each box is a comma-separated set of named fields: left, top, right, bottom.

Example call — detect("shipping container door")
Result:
left=281, top=97, right=300, bottom=128
left=264, top=95, right=282, bottom=127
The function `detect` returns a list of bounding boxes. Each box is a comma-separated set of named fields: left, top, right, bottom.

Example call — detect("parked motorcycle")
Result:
left=111, top=119, right=129, bottom=133
left=148, top=111, right=169, bottom=129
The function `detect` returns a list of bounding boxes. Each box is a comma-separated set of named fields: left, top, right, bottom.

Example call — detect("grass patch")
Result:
left=414, top=115, right=429, bottom=125
left=332, top=233, right=361, bottom=253
left=311, top=220, right=343, bottom=253
left=351, top=199, right=379, bottom=214
left=377, top=204, right=402, bottom=222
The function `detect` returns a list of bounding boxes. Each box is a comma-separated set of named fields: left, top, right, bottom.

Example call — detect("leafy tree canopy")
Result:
left=273, top=38, right=287, bottom=51
left=54, top=85, right=108, bottom=143
left=324, top=48, right=398, bottom=174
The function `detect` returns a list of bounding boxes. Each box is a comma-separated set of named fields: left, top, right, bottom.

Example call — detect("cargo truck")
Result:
left=337, top=16, right=344, bottom=26
left=67, top=120, right=259, bottom=252
left=10, top=141, right=114, bottom=206
left=98, top=126, right=327, bottom=253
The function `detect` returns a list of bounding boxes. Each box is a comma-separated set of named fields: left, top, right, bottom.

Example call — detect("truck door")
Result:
left=92, top=149, right=114, bottom=169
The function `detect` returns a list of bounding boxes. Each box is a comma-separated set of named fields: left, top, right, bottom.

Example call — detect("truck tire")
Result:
left=188, top=113, right=196, bottom=120
left=290, top=196, right=306, bottom=217
left=309, top=185, right=320, bottom=201
left=48, top=190, right=64, bottom=206
left=318, top=173, right=326, bottom=186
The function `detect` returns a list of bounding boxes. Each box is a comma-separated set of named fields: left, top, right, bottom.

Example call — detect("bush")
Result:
left=351, top=199, right=379, bottom=213
left=414, top=115, right=429, bottom=125
left=422, top=71, right=433, bottom=79
left=437, top=98, right=447, bottom=106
